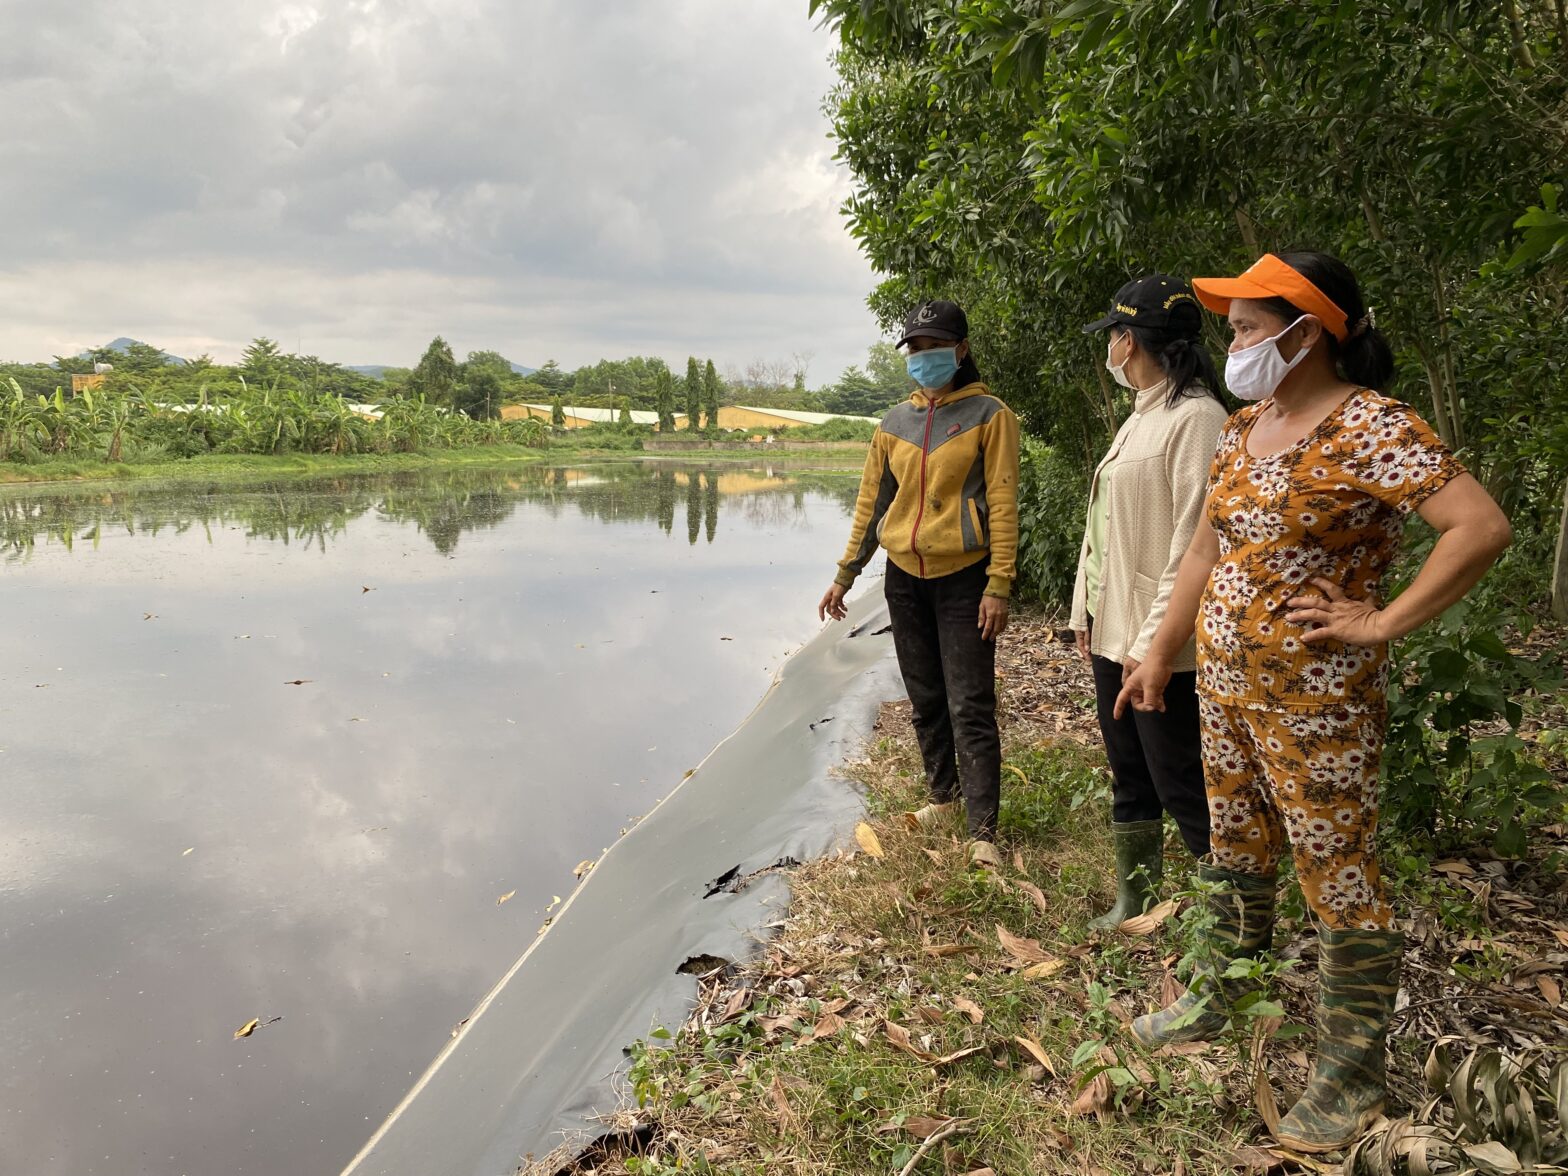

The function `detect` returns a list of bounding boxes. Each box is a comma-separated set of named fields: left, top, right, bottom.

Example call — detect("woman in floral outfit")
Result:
left=1116, top=252, right=1511, bottom=1152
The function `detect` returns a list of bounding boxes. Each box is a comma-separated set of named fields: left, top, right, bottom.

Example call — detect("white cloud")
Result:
left=0, top=0, right=883, bottom=377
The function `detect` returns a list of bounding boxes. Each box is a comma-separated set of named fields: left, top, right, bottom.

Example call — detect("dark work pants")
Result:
left=884, top=560, right=1001, bottom=841
left=1091, top=653, right=1210, bottom=858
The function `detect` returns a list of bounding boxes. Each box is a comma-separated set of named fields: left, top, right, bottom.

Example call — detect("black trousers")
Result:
left=884, top=560, right=1001, bottom=841
left=1091, top=652, right=1210, bottom=858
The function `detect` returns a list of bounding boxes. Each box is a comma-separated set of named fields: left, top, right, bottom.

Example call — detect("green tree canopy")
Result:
left=409, top=336, right=459, bottom=406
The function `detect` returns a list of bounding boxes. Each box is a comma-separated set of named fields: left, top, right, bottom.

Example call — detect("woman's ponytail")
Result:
left=1271, top=252, right=1395, bottom=391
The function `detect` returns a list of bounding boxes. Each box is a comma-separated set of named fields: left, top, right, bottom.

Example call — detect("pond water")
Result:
left=0, top=461, right=868, bottom=1176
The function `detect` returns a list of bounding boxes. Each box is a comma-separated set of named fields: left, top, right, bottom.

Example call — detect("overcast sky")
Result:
left=0, top=0, right=882, bottom=382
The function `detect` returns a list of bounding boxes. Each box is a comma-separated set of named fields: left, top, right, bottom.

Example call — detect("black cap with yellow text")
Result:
left=1082, top=274, right=1201, bottom=335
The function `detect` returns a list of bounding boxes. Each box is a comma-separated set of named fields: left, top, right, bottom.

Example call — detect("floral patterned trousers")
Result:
left=1200, top=698, right=1392, bottom=930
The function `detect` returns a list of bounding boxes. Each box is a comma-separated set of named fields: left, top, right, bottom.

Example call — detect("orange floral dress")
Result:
left=1196, top=390, right=1467, bottom=712
left=1193, top=389, right=1467, bottom=928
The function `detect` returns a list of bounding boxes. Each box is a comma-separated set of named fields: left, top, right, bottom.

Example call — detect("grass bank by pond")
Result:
left=0, top=444, right=868, bottom=489
left=542, top=613, right=1568, bottom=1176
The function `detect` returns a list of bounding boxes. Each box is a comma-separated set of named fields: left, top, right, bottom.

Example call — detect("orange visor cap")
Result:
left=1191, top=254, right=1350, bottom=342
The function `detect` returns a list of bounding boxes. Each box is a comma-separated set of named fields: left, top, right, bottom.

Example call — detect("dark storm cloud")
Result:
left=0, top=0, right=879, bottom=377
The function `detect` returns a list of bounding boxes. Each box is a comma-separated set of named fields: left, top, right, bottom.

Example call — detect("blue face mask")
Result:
left=905, top=346, right=960, bottom=390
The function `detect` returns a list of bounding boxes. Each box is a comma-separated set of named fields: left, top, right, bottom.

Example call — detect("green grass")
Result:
left=0, top=444, right=867, bottom=490
left=570, top=736, right=1308, bottom=1176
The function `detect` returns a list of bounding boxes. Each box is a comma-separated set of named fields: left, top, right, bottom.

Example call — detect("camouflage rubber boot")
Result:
left=1274, top=926, right=1402, bottom=1153
left=1088, top=820, right=1165, bottom=932
left=1129, top=862, right=1276, bottom=1047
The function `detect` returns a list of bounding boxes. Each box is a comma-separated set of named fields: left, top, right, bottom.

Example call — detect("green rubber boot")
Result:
left=1129, top=862, right=1276, bottom=1047
left=1088, top=820, right=1165, bottom=932
left=1274, top=927, right=1402, bottom=1153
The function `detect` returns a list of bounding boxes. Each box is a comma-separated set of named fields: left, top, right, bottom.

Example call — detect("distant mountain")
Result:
left=346, top=358, right=537, bottom=380
left=78, top=337, right=186, bottom=366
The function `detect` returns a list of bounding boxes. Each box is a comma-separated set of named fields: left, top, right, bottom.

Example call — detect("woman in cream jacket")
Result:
left=1071, top=274, right=1227, bottom=929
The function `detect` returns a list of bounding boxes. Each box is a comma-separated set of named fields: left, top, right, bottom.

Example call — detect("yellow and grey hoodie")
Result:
left=835, top=382, right=1020, bottom=598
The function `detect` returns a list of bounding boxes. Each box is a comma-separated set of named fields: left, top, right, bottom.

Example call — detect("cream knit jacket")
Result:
left=1069, top=382, right=1228, bottom=671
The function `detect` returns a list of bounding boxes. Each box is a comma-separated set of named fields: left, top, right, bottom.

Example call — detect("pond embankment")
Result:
left=0, top=443, right=869, bottom=489
left=340, top=589, right=906, bottom=1176
left=542, top=613, right=1568, bottom=1176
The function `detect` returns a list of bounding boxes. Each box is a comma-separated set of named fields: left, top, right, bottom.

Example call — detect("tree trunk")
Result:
left=1413, top=342, right=1459, bottom=450
left=1553, top=479, right=1568, bottom=623
left=1233, top=203, right=1262, bottom=253
left=1506, top=0, right=1538, bottom=67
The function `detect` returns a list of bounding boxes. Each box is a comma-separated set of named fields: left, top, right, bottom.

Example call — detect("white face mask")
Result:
left=1225, top=316, right=1310, bottom=401
left=1104, top=332, right=1135, bottom=390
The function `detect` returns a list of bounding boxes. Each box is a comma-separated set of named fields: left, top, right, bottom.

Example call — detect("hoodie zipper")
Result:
left=910, top=397, right=937, bottom=576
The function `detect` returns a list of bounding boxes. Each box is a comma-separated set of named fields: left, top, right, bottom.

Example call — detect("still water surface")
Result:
left=0, top=462, right=864, bottom=1176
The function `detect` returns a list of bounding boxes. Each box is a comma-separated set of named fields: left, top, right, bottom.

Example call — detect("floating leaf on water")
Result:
left=546, top=895, right=562, bottom=912
left=361, top=586, right=374, bottom=593
left=495, top=890, right=516, bottom=906
left=572, top=859, right=596, bottom=879
left=181, top=847, right=194, bottom=856
left=233, top=1018, right=260, bottom=1040
left=283, top=679, right=313, bottom=686
left=854, top=822, right=885, bottom=859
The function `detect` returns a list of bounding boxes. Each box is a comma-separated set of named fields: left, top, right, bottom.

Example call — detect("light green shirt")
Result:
left=1083, top=478, right=1110, bottom=618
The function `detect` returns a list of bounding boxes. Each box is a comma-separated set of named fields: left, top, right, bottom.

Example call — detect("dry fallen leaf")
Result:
left=996, top=924, right=1052, bottom=964
left=953, top=996, right=984, bottom=1024
left=923, top=848, right=945, bottom=865
left=769, top=1073, right=798, bottom=1131
left=1020, top=958, right=1068, bottom=980
left=933, top=1045, right=988, bottom=1067
left=901, top=1115, right=956, bottom=1139
left=1012, top=879, right=1049, bottom=914
left=1067, top=1071, right=1113, bottom=1118
left=1254, top=1062, right=1281, bottom=1134
left=854, top=822, right=885, bottom=859
left=495, top=890, right=516, bottom=906
left=915, top=1004, right=945, bottom=1025
left=1013, top=1035, right=1057, bottom=1076
left=1536, top=974, right=1561, bottom=1006
left=923, top=943, right=971, bottom=958
left=883, top=1020, right=937, bottom=1062
left=720, top=989, right=753, bottom=1023
left=233, top=1018, right=260, bottom=1040
left=811, top=1012, right=845, bottom=1041
left=1117, top=898, right=1179, bottom=936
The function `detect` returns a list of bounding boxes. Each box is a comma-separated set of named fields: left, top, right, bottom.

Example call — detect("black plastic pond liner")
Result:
left=340, top=587, right=901, bottom=1176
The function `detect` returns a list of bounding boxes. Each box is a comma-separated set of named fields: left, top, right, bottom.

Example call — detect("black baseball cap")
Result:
left=1082, top=274, right=1202, bottom=334
left=897, top=299, right=969, bottom=348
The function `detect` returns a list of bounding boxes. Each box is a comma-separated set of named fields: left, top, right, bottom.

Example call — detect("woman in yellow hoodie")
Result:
left=818, top=300, right=1020, bottom=869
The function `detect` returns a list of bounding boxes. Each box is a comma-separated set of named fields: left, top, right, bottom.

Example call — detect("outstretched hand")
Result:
left=1114, top=658, right=1172, bottom=719
left=1286, top=577, right=1386, bottom=646
left=818, top=583, right=848, bottom=622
